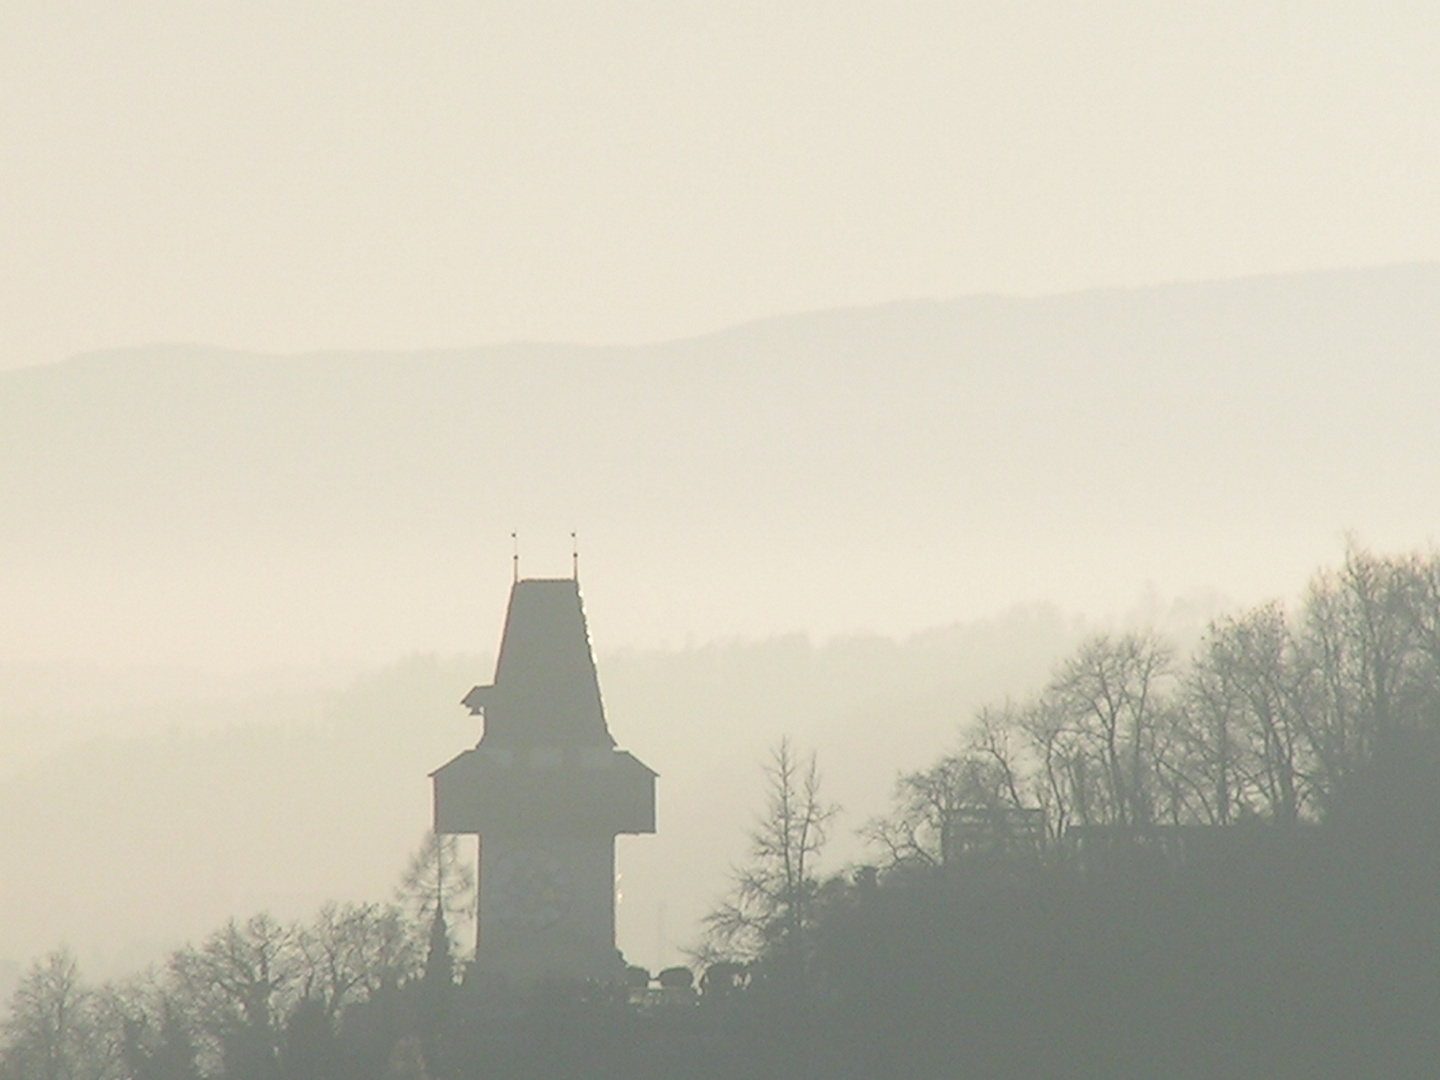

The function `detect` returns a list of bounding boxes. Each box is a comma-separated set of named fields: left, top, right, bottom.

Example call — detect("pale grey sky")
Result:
left=3, top=2, right=1438, bottom=371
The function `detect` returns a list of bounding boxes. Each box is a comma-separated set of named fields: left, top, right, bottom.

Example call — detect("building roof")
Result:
left=461, top=578, right=615, bottom=748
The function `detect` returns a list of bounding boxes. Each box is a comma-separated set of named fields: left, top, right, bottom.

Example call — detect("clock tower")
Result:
left=431, top=577, right=656, bottom=984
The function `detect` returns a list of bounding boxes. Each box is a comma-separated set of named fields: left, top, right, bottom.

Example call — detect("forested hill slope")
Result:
left=3, top=263, right=1439, bottom=669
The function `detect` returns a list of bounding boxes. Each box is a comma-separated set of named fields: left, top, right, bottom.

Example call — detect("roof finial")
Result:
left=571, top=531, right=579, bottom=581
left=511, top=531, right=519, bottom=583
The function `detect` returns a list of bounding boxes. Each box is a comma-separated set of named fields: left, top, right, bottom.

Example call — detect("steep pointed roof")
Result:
left=461, top=578, right=614, bottom=747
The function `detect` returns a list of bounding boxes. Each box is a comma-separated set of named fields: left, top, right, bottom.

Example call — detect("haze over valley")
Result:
left=3, top=264, right=1439, bottom=984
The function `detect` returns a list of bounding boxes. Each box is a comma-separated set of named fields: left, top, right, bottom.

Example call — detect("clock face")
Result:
left=489, top=848, right=572, bottom=930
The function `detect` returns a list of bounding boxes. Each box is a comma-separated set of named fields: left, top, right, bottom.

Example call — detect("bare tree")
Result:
left=865, top=704, right=1032, bottom=868
left=1299, top=545, right=1424, bottom=801
left=168, top=914, right=302, bottom=1079
left=1020, top=695, right=1084, bottom=840
left=0, top=949, right=117, bottom=1080
left=395, top=832, right=475, bottom=956
left=1403, top=549, right=1440, bottom=680
left=94, top=972, right=204, bottom=1080
left=296, top=902, right=420, bottom=1025
left=1045, top=632, right=1175, bottom=830
left=115, top=993, right=201, bottom=1080
left=864, top=753, right=976, bottom=870
left=1181, top=602, right=1313, bottom=824
left=700, top=739, right=838, bottom=978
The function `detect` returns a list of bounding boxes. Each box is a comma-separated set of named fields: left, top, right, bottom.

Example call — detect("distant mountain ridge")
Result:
left=2, top=263, right=1439, bottom=665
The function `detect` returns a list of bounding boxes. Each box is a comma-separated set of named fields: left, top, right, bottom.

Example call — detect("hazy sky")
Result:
left=3, top=2, right=1439, bottom=371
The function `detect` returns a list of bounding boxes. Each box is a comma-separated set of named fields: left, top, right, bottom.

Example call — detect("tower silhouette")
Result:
left=432, top=577, right=656, bottom=983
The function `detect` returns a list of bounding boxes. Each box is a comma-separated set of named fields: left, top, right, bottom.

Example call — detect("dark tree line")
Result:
left=868, top=544, right=1440, bottom=860
left=0, top=834, right=471, bottom=1080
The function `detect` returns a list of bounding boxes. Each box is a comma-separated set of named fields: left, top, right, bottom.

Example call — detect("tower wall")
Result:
left=430, top=577, right=656, bottom=985
left=476, top=835, right=619, bottom=983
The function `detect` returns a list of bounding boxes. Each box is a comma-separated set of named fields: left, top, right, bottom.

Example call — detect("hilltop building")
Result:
left=431, top=577, right=656, bottom=984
